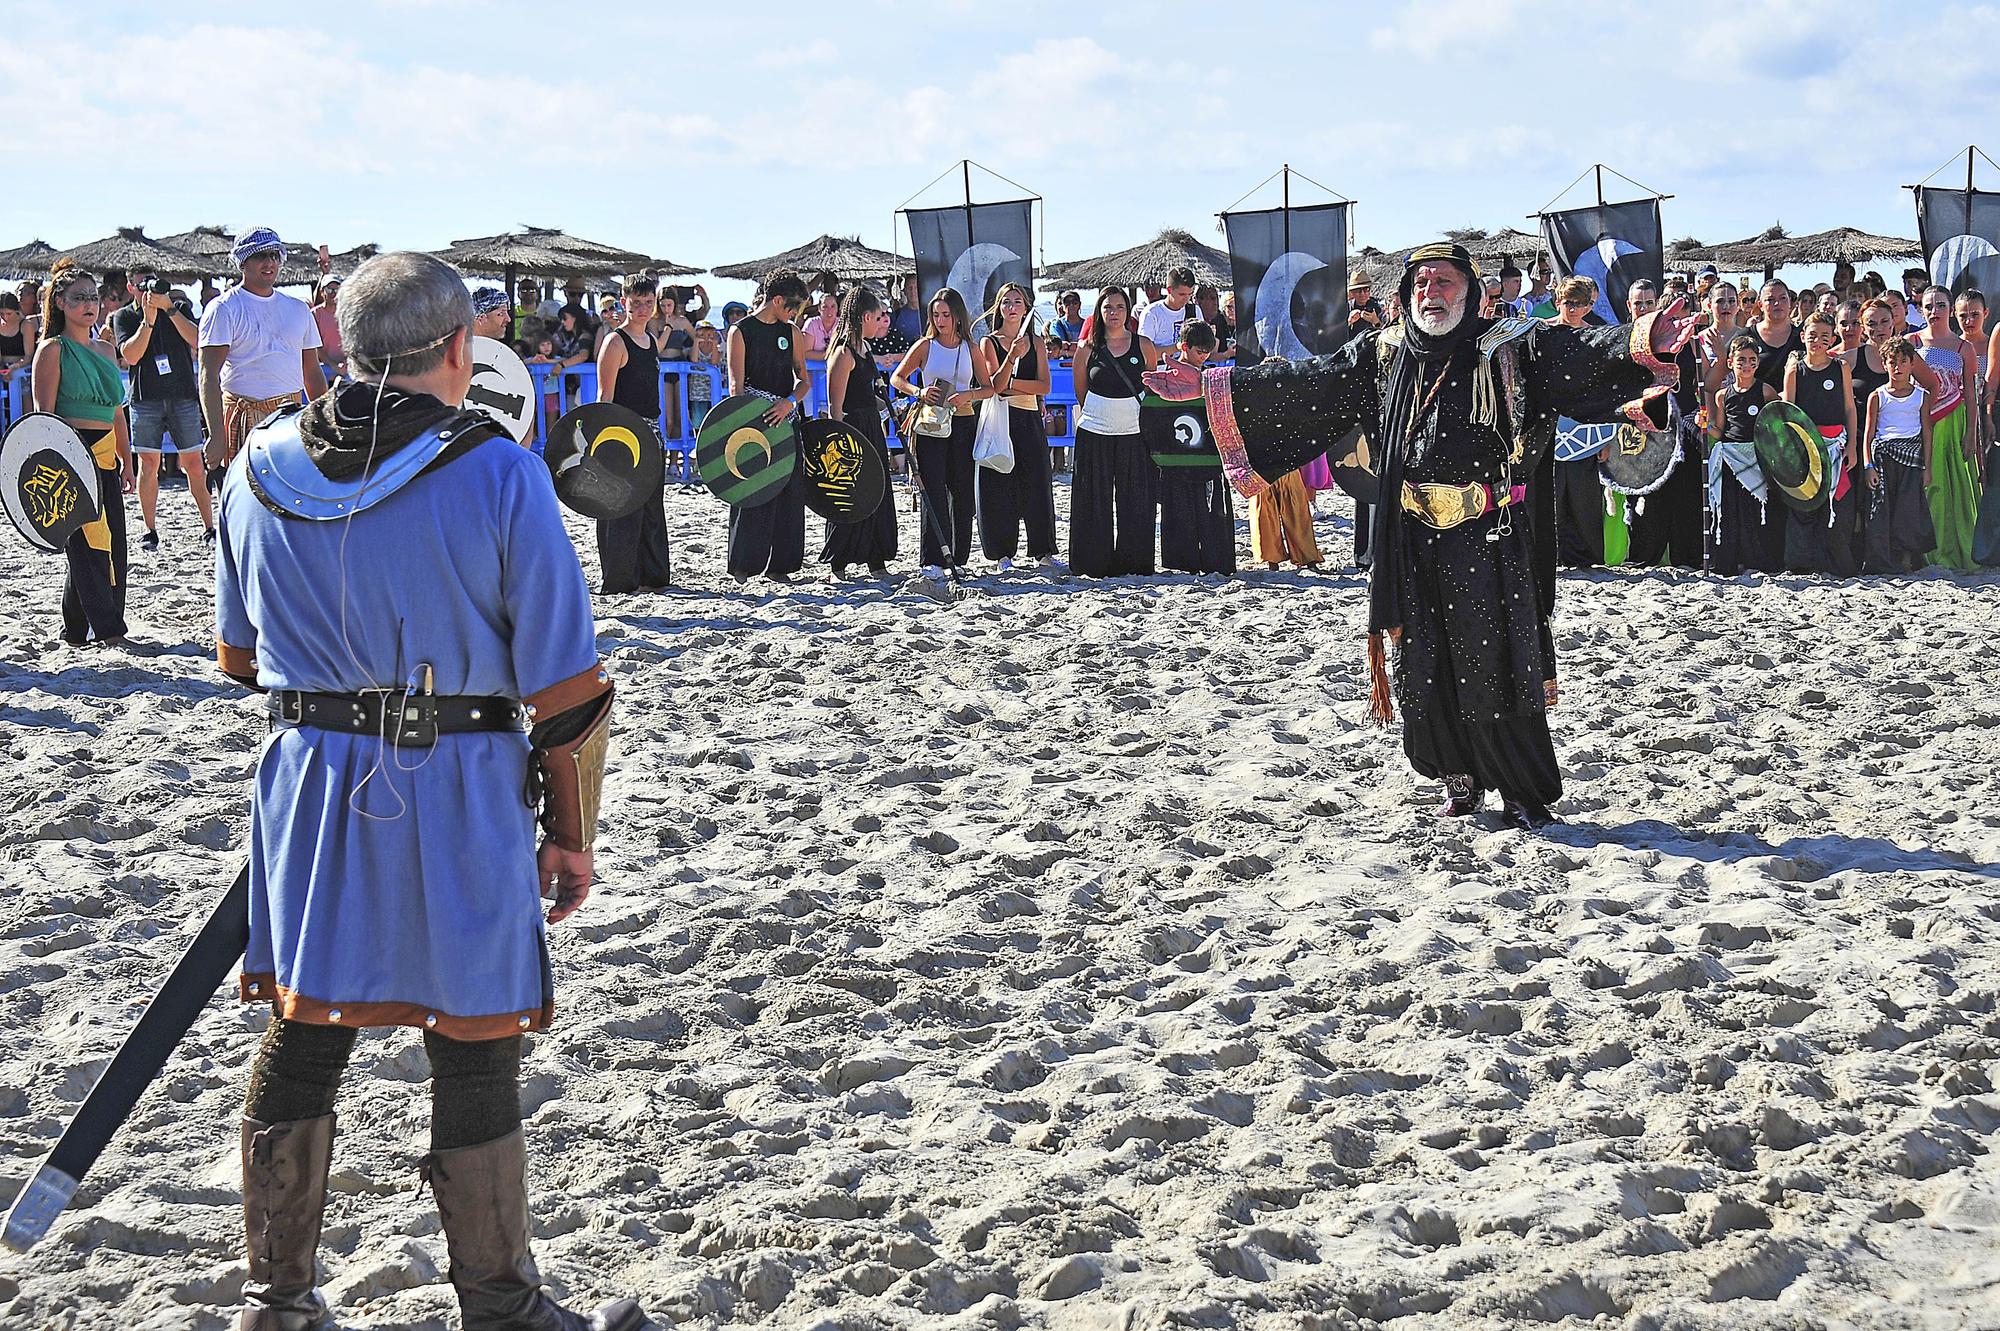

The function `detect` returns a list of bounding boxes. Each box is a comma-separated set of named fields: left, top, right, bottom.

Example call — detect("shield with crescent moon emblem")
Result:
left=696, top=394, right=798, bottom=509
left=543, top=401, right=664, bottom=519
left=1141, top=392, right=1222, bottom=475
left=797, top=419, right=886, bottom=524
left=2, top=413, right=101, bottom=552
left=1752, top=399, right=1832, bottom=511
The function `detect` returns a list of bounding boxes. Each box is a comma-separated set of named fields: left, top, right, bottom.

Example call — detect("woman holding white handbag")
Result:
left=891, top=287, right=988, bottom=575
left=975, top=282, right=1059, bottom=569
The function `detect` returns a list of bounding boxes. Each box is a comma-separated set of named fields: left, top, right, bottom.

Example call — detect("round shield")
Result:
left=798, top=419, right=886, bottom=525
left=696, top=394, right=798, bottom=509
left=1752, top=399, right=1830, bottom=511
left=1553, top=419, right=1620, bottom=462
left=466, top=336, right=536, bottom=443
left=2, top=413, right=101, bottom=553
left=1142, top=393, right=1222, bottom=475
left=1598, top=422, right=1682, bottom=496
left=544, top=402, right=663, bottom=520
left=1323, top=425, right=1379, bottom=506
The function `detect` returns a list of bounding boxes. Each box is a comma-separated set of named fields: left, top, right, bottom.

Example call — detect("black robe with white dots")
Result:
left=1207, top=317, right=1668, bottom=808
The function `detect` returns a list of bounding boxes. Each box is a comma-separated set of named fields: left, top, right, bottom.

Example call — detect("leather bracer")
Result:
left=523, top=665, right=614, bottom=853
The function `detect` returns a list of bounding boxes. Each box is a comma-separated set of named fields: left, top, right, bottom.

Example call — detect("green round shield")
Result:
left=696, top=393, right=799, bottom=508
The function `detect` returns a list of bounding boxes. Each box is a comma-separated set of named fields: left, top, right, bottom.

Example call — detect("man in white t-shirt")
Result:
left=200, top=227, right=326, bottom=470
left=1137, top=265, right=1197, bottom=350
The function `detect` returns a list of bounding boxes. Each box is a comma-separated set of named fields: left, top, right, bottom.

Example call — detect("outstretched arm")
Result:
left=1144, top=334, right=1378, bottom=499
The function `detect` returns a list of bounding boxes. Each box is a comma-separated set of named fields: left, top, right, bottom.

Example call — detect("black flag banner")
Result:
left=1223, top=202, right=1348, bottom=365
left=1915, top=186, right=2000, bottom=298
left=906, top=200, right=1033, bottom=336
left=1539, top=199, right=1663, bottom=324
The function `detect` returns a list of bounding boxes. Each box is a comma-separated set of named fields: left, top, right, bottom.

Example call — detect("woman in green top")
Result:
left=32, top=262, right=133, bottom=646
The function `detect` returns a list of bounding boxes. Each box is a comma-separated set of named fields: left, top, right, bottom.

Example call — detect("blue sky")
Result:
left=8, top=0, right=2000, bottom=296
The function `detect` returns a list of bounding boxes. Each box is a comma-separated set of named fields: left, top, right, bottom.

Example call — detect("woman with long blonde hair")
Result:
left=974, top=281, right=1058, bottom=568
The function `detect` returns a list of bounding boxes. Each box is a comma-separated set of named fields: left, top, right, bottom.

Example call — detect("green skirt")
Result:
left=1926, top=400, right=1979, bottom=570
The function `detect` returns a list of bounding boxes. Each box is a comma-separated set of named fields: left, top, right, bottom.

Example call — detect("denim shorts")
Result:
left=131, top=397, right=204, bottom=454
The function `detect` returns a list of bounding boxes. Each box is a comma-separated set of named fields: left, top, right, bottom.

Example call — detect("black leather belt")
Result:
left=268, top=690, right=523, bottom=748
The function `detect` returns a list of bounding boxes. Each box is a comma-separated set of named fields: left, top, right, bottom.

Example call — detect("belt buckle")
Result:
left=278, top=692, right=304, bottom=725
left=1428, top=484, right=1468, bottom=529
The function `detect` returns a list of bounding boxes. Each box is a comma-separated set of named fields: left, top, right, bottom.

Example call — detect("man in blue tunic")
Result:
left=213, top=251, right=645, bottom=1331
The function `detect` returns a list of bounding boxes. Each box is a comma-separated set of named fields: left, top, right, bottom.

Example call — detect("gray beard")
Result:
left=1412, top=296, right=1467, bottom=336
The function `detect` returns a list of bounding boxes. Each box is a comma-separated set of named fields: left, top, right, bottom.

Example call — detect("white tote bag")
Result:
left=973, top=396, right=1015, bottom=473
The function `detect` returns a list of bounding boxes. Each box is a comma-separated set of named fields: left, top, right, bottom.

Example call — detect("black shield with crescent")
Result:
left=544, top=402, right=663, bottom=520
left=797, top=419, right=886, bottom=524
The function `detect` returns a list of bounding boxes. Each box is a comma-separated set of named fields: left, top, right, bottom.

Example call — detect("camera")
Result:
left=141, top=277, right=171, bottom=296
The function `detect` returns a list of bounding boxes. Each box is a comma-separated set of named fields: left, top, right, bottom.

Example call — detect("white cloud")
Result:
left=1369, top=0, right=1533, bottom=57
left=753, top=39, right=837, bottom=70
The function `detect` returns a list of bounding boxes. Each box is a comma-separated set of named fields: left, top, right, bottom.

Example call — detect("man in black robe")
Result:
left=1146, top=243, right=1692, bottom=829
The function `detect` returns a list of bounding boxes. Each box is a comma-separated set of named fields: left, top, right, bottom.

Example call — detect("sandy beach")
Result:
left=1, top=476, right=1996, bottom=1330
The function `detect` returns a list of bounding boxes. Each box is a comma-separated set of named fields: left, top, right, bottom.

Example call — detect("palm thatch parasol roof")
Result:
left=52, top=227, right=217, bottom=280
left=154, top=225, right=329, bottom=285
left=1386, top=226, right=1549, bottom=271
left=1039, top=229, right=1231, bottom=290
left=432, top=228, right=687, bottom=281
left=156, top=225, right=237, bottom=262
left=326, top=244, right=382, bottom=278
left=0, top=239, right=61, bottom=280
left=1347, top=246, right=1401, bottom=294
left=713, top=234, right=910, bottom=283
left=519, top=226, right=697, bottom=277
left=1704, top=224, right=1922, bottom=274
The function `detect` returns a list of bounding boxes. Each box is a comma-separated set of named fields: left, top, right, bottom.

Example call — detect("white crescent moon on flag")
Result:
left=1254, top=251, right=1327, bottom=361
left=1930, top=233, right=2000, bottom=288
left=1573, top=237, right=1642, bottom=324
left=946, top=243, right=1022, bottom=339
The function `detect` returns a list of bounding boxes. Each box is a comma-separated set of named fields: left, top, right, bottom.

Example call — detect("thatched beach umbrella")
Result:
left=1389, top=227, right=1549, bottom=271
left=519, top=227, right=697, bottom=277
left=1706, top=224, right=1921, bottom=276
left=327, top=244, right=381, bottom=277
left=156, top=225, right=237, bottom=266
left=1038, top=228, right=1229, bottom=291
left=432, top=229, right=688, bottom=289
left=1348, top=247, right=1400, bottom=294
left=0, top=239, right=61, bottom=280
left=53, top=227, right=215, bottom=281
left=713, top=234, right=909, bottom=284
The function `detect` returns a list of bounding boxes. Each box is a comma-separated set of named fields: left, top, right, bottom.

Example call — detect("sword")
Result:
left=3, top=863, right=251, bottom=1253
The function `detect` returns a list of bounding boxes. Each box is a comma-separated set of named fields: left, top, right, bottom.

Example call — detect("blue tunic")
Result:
left=215, top=434, right=599, bottom=1038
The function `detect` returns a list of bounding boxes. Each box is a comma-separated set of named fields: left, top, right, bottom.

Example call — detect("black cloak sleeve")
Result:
left=1200, top=334, right=1381, bottom=498
left=1530, top=313, right=1681, bottom=430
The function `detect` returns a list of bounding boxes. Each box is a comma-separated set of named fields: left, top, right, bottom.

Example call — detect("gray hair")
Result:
left=340, top=251, right=473, bottom=378
left=1627, top=278, right=1659, bottom=300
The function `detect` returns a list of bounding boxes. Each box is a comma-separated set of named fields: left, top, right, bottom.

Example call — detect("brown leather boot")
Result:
left=422, top=1129, right=648, bottom=1331
left=239, top=1114, right=336, bottom=1331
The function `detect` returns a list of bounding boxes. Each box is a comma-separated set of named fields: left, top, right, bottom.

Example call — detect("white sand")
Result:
left=1, top=475, right=1996, bottom=1330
